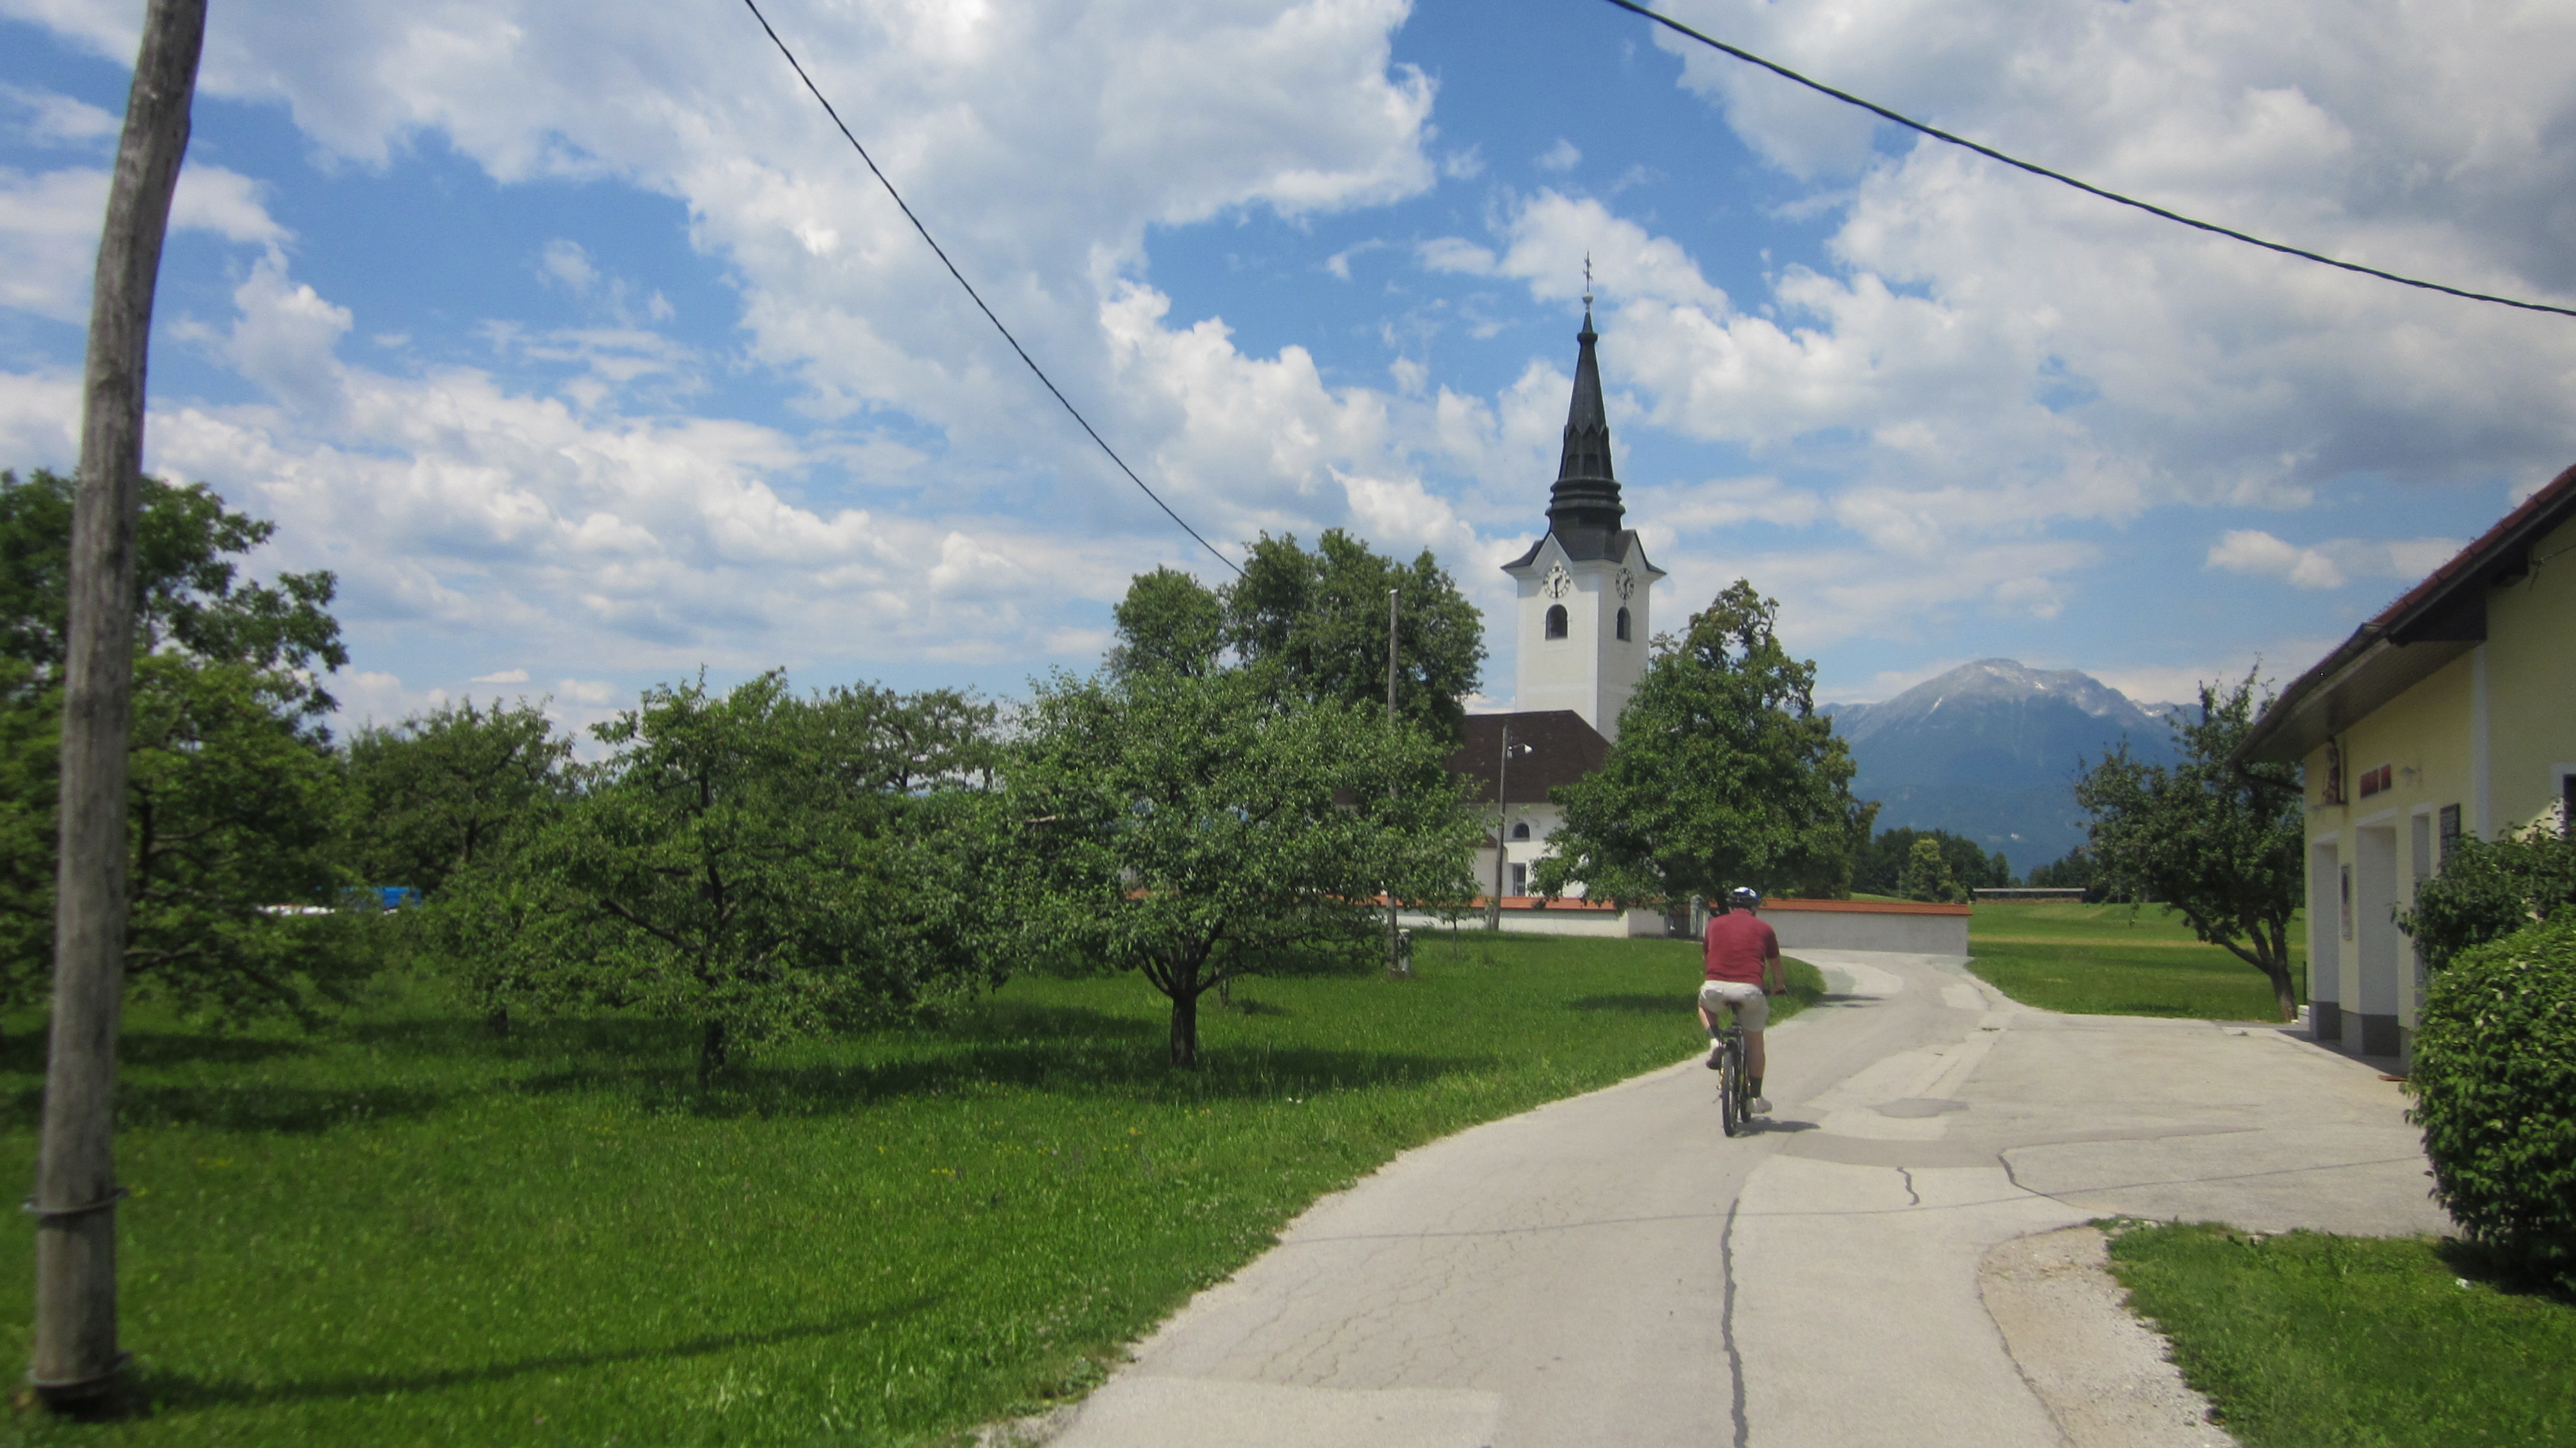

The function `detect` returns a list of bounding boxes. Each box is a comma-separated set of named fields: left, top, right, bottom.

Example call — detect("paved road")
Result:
left=1050, top=949, right=2444, bottom=1448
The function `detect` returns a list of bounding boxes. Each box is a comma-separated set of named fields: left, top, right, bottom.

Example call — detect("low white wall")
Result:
left=1397, top=908, right=1667, bottom=938
left=1762, top=909, right=1970, bottom=956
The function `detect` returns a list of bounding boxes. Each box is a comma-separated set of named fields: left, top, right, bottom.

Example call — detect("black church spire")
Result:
left=1547, top=283, right=1622, bottom=546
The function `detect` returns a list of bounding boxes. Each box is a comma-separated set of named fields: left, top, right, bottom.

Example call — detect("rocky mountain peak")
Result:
left=1828, top=658, right=2181, bottom=870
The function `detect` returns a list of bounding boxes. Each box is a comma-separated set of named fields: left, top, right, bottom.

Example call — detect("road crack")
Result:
left=1720, top=1197, right=1749, bottom=1448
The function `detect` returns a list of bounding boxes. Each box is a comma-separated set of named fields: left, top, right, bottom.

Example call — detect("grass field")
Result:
left=2108, top=1223, right=2576, bottom=1448
left=0, top=932, right=1819, bottom=1446
left=1969, top=899, right=2308, bottom=1020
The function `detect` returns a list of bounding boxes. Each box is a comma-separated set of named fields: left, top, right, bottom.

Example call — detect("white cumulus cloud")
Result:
left=0, top=163, right=285, bottom=321
left=2204, top=529, right=2465, bottom=592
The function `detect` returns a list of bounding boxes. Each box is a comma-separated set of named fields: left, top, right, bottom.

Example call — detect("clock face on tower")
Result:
left=1541, top=561, right=1572, bottom=599
left=1616, top=569, right=1635, bottom=602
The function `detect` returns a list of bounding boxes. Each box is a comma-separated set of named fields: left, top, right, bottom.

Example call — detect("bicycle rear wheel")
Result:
left=1719, top=1036, right=1745, bottom=1136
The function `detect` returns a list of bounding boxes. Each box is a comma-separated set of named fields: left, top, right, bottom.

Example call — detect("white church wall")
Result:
left=1594, top=561, right=1648, bottom=732
left=1472, top=802, right=1566, bottom=901
left=1508, top=546, right=1655, bottom=741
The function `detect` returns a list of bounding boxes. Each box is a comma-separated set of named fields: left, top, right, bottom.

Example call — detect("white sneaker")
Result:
left=1750, top=1096, right=1772, bottom=1115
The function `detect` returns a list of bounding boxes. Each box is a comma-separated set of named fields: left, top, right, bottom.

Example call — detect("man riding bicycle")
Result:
left=1700, top=886, right=1784, bottom=1115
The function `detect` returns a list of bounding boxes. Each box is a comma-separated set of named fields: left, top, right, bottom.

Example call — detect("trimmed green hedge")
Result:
left=2410, top=917, right=2576, bottom=1291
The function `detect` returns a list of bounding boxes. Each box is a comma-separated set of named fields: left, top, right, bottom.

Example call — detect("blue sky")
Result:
left=5, top=0, right=2573, bottom=734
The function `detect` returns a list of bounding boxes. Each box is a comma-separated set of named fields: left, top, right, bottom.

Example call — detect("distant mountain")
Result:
left=1824, top=660, right=2183, bottom=875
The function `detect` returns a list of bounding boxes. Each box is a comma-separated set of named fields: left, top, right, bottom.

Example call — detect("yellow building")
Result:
left=2240, top=463, right=2576, bottom=1062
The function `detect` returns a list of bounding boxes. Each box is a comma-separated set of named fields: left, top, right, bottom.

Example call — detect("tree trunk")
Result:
left=32, top=0, right=206, bottom=1406
left=2263, top=920, right=2298, bottom=1023
left=1167, top=989, right=1199, bottom=1069
left=2261, top=939, right=2298, bottom=1024
left=697, top=1018, right=727, bottom=1085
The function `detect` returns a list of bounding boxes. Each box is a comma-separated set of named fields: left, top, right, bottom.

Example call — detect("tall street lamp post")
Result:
left=1486, top=726, right=1531, bottom=931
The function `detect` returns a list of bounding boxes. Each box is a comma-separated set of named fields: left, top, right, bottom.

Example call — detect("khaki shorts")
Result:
left=1699, top=979, right=1770, bottom=1032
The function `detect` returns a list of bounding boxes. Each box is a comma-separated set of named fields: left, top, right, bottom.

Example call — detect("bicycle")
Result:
left=1712, top=1021, right=1752, bottom=1137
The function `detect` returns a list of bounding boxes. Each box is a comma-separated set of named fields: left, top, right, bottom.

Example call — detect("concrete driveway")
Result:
left=1045, top=949, right=2446, bottom=1448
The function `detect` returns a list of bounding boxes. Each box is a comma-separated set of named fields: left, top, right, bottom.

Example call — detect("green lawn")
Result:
left=2108, top=1223, right=2576, bottom=1448
left=1968, top=899, right=2308, bottom=1020
left=0, top=933, right=1820, bottom=1446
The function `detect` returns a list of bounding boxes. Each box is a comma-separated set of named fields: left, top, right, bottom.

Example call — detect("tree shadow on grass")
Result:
left=114, top=1295, right=942, bottom=1418
left=498, top=1002, right=1493, bottom=1118
left=2435, top=1237, right=2576, bottom=1305
left=688, top=1044, right=1488, bottom=1118
left=0, top=1080, right=452, bottom=1134
left=1564, top=993, right=1690, bottom=1015
left=338, top=1011, right=690, bottom=1064
left=150, top=994, right=1487, bottom=1121
left=1211, top=994, right=1292, bottom=1016
left=0, top=1029, right=314, bottom=1079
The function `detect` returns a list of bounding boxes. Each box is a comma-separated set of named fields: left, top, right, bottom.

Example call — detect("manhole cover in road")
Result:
left=1871, top=1098, right=1969, bottom=1118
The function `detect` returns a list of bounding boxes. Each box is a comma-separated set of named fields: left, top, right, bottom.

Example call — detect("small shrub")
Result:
left=2409, top=917, right=2576, bottom=1290
left=2398, top=826, right=2576, bottom=972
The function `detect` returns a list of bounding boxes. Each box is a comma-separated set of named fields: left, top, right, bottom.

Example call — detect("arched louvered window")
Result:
left=1545, top=604, right=1568, bottom=639
left=1615, top=606, right=1632, bottom=642
left=1511, top=822, right=1531, bottom=841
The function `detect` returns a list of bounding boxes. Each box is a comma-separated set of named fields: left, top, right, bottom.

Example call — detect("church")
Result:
left=1449, top=296, right=1664, bottom=911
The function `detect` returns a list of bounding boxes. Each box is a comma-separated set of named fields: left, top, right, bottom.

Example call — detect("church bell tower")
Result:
left=1499, top=287, right=1663, bottom=740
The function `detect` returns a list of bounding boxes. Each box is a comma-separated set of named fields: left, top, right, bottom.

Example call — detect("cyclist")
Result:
left=1700, top=886, right=1784, bottom=1114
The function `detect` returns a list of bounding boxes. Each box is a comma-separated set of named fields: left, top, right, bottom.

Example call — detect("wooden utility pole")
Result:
left=32, top=0, right=207, bottom=1404
left=1384, top=586, right=1399, bottom=714
left=1383, top=587, right=1403, bottom=975
left=1486, top=724, right=1522, bottom=932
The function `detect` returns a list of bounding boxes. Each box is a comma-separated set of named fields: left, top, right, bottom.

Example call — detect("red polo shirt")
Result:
left=1702, top=910, right=1778, bottom=985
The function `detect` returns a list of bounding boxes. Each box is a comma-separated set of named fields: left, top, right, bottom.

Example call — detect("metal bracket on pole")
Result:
left=21, top=1188, right=128, bottom=1221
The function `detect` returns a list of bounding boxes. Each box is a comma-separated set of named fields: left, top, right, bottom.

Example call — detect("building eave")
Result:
left=1500, top=533, right=1555, bottom=575
left=1501, top=528, right=1668, bottom=578
left=2237, top=459, right=2576, bottom=767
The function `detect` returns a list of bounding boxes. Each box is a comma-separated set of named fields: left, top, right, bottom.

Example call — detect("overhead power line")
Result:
left=1602, top=0, right=2576, bottom=321
left=737, top=0, right=1244, bottom=575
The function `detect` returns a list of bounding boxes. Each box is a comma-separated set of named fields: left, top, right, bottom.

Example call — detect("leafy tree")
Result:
left=1533, top=581, right=1871, bottom=919
left=1899, top=836, right=1965, bottom=903
left=1, top=467, right=343, bottom=710
left=2074, top=672, right=2304, bottom=1020
left=1108, top=567, right=1226, bottom=680
left=1008, top=665, right=1476, bottom=1067
left=1224, top=530, right=1485, bottom=740
left=800, top=681, right=1001, bottom=792
left=1, top=468, right=361, bottom=1026
left=442, top=672, right=1010, bottom=1083
left=2398, top=825, right=2576, bottom=973
left=345, top=698, right=577, bottom=1035
left=1854, top=826, right=2009, bottom=897
left=345, top=698, right=574, bottom=898
left=2025, top=846, right=2101, bottom=897
left=5, top=656, right=368, bottom=1027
